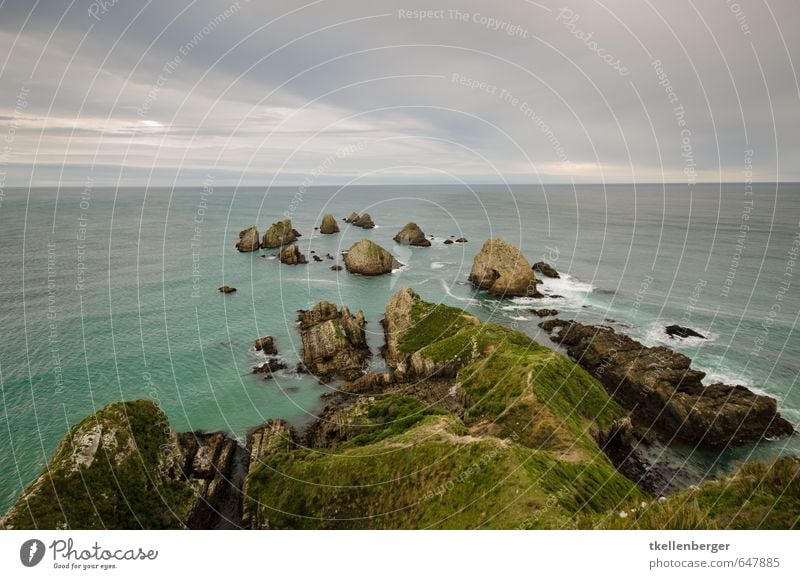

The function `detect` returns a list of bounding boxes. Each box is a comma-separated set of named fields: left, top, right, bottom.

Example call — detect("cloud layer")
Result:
left=1, top=0, right=798, bottom=185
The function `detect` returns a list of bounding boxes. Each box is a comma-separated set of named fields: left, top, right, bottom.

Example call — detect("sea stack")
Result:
left=279, top=244, right=307, bottom=265
left=344, top=212, right=359, bottom=223
left=319, top=213, right=339, bottom=234
left=468, top=238, right=538, bottom=298
left=236, top=226, right=260, bottom=252
left=262, top=219, right=300, bottom=249
left=533, top=261, right=560, bottom=278
left=393, top=222, right=431, bottom=247
left=343, top=239, right=400, bottom=275
left=352, top=213, right=375, bottom=229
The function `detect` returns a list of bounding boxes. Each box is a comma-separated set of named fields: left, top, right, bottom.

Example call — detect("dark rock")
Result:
left=235, top=226, right=260, bottom=252
left=218, top=286, right=237, bottom=294
left=344, top=212, right=359, bottom=223
left=330, top=265, right=343, bottom=271
left=297, top=301, right=370, bottom=382
left=353, top=213, right=375, bottom=229
left=533, top=261, right=560, bottom=278
left=252, top=358, right=287, bottom=376
left=542, top=320, right=795, bottom=447
left=254, top=336, right=277, bottom=355
left=455, top=237, right=468, bottom=243
left=312, top=255, right=323, bottom=262
left=444, top=239, right=454, bottom=245
left=393, top=222, right=431, bottom=247
left=325, top=253, right=334, bottom=260
left=531, top=308, right=559, bottom=317
left=665, top=325, right=706, bottom=339
left=279, top=244, right=307, bottom=265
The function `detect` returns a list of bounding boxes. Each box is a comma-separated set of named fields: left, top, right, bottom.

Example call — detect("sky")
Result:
left=0, top=0, right=798, bottom=186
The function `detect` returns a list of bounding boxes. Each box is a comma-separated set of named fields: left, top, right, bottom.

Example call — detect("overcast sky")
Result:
left=0, top=0, right=798, bottom=186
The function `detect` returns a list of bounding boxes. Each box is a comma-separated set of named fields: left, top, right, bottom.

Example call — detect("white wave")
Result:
left=266, top=255, right=278, bottom=260
left=640, top=322, right=716, bottom=348
left=441, top=279, right=480, bottom=304
left=539, top=273, right=594, bottom=294
left=430, top=261, right=451, bottom=270
left=508, top=315, right=530, bottom=321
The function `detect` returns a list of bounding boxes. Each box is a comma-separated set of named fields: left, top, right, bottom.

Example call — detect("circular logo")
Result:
left=20, top=539, right=45, bottom=567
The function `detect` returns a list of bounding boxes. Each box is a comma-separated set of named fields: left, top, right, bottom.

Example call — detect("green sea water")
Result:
left=1, top=183, right=798, bottom=514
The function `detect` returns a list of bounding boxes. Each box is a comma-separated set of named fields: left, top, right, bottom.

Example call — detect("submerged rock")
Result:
left=533, top=261, right=560, bottom=278
left=393, top=222, right=431, bottom=247
left=218, top=285, right=237, bottom=294
left=261, top=219, right=300, bottom=249
left=353, top=213, right=375, bottom=228
left=455, top=237, right=468, bottom=243
left=319, top=213, right=339, bottom=234
left=665, top=324, right=706, bottom=339
left=330, top=264, right=343, bottom=271
left=531, top=308, right=559, bottom=317
left=542, top=320, right=795, bottom=447
left=279, top=244, right=307, bottom=265
left=236, top=226, right=260, bottom=252
left=343, top=239, right=400, bottom=275
left=468, top=238, right=538, bottom=298
left=443, top=239, right=454, bottom=245
left=296, top=301, right=370, bottom=382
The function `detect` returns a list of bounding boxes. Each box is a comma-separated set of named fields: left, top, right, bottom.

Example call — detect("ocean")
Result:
left=1, top=183, right=798, bottom=514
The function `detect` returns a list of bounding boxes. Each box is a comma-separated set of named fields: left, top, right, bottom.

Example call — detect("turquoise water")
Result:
left=1, top=183, right=799, bottom=513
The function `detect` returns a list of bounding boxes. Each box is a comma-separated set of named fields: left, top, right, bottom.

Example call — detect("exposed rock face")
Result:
left=344, top=212, right=359, bottom=223
left=533, top=261, right=560, bottom=278
left=262, top=219, right=300, bottom=248
left=319, top=213, right=339, bottom=234
left=252, top=358, right=287, bottom=376
left=468, top=238, right=538, bottom=298
left=218, top=286, right=237, bottom=293
left=343, top=239, right=400, bottom=276
left=297, top=301, right=370, bottom=382
left=455, top=237, right=468, bottom=243
left=393, top=222, right=431, bottom=247
left=444, top=239, right=454, bottom=245
left=254, top=336, right=276, bottom=354
left=242, top=419, right=296, bottom=529
left=665, top=325, right=705, bottom=339
left=542, top=320, right=795, bottom=447
left=279, top=244, right=307, bottom=265
left=353, top=213, right=375, bottom=228
left=236, top=226, right=260, bottom=252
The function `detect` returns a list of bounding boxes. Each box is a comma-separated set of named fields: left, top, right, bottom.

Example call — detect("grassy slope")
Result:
left=1, top=400, right=193, bottom=529
left=244, top=292, right=644, bottom=529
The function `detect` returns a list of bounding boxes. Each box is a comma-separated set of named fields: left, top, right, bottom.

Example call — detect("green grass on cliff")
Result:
left=397, top=301, right=477, bottom=353
left=345, top=396, right=447, bottom=447
left=586, top=457, right=800, bottom=529
left=244, top=409, right=641, bottom=529
left=1, top=400, right=193, bottom=530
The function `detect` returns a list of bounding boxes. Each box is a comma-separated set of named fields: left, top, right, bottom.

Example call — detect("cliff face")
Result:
left=469, top=238, right=538, bottom=298
left=0, top=400, right=244, bottom=530
left=297, top=301, right=370, bottom=382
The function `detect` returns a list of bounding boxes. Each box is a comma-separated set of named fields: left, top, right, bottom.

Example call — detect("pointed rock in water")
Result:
left=665, top=324, right=705, bottom=339
left=279, top=244, right=307, bottom=265
left=312, top=255, right=323, bottom=262
left=353, top=213, right=375, bottom=228
left=343, top=239, right=400, bottom=275
left=533, top=261, right=560, bottom=278
left=443, top=239, right=454, bottom=245
left=319, top=213, right=340, bottom=234
left=262, top=219, right=300, bottom=249
left=393, top=222, right=431, bottom=247
left=296, top=301, right=370, bottom=382
left=236, top=226, right=260, bottom=252
left=344, top=212, right=359, bottom=223
left=218, top=285, right=237, bottom=293
left=455, top=237, right=468, bottom=243
left=330, top=264, right=343, bottom=271
left=468, top=238, right=538, bottom=298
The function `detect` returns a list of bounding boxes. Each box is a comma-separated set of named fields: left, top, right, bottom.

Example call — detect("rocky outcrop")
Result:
left=532, top=308, right=559, bottom=317
left=393, top=222, right=431, bottom=247
left=218, top=285, right=237, bottom=293
left=352, top=213, right=375, bottom=228
left=236, top=226, right=260, bottom=252
left=344, top=212, right=359, bottom=223
left=330, top=265, right=343, bottom=271
left=541, top=320, right=795, bottom=448
left=319, top=213, right=339, bottom=234
left=261, top=219, right=300, bottom=249
left=279, top=244, right=307, bottom=265
left=444, top=239, right=454, bottom=245
left=343, top=239, right=400, bottom=276
left=468, top=238, right=539, bottom=298
left=0, top=400, right=246, bottom=530
left=254, top=336, right=276, bottom=354
left=455, top=237, right=468, bottom=243
left=533, top=261, right=560, bottom=278
left=296, top=301, right=370, bottom=382
left=252, top=358, right=287, bottom=377
left=665, top=325, right=705, bottom=339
